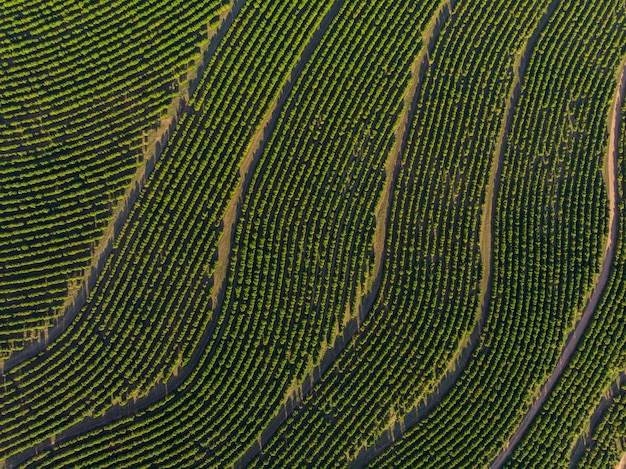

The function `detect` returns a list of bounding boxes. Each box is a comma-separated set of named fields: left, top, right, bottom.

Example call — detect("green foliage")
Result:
left=0, top=0, right=224, bottom=358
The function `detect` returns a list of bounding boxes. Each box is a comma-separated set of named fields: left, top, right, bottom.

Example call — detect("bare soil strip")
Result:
left=0, top=3, right=234, bottom=373
left=568, top=372, right=626, bottom=468
left=490, top=60, right=625, bottom=469
left=617, top=452, right=626, bottom=469
left=346, top=1, right=559, bottom=466
left=567, top=61, right=626, bottom=469
left=3, top=1, right=343, bottom=467
left=231, top=2, right=455, bottom=468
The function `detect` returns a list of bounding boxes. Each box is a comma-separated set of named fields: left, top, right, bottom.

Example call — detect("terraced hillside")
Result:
left=2, top=0, right=626, bottom=468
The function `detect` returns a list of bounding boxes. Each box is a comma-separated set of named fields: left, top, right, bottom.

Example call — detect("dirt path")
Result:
left=490, top=61, right=624, bottom=469
left=0, top=4, right=234, bottom=374
left=345, top=2, right=560, bottom=467
left=568, top=372, right=626, bottom=466
left=3, top=1, right=344, bottom=467
left=231, top=2, right=455, bottom=468
left=353, top=0, right=450, bottom=329
left=2, top=1, right=242, bottom=467
left=210, top=0, right=341, bottom=309
left=616, top=452, right=626, bottom=469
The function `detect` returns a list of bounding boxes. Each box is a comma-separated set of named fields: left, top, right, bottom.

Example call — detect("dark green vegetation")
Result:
left=2, top=0, right=626, bottom=467
left=0, top=0, right=228, bottom=359
left=536, top=85, right=626, bottom=469
left=580, top=392, right=626, bottom=468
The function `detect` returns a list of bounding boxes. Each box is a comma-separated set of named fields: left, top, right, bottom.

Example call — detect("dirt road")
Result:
left=491, top=62, right=625, bottom=469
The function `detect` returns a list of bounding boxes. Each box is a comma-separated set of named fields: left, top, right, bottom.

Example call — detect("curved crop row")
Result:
left=233, top=2, right=455, bottom=465
left=509, top=72, right=626, bottom=467
left=11, top=1, right=441, bottom=467
left=0, top=0, right=339, bottom=464
left=579, top=391, right=626, bottom=468
left=243, top=0, right=550, bottom=467
left=504, top=66, right=626, bottom=467
left=6, top=1, right=626, bottom=468
left=0, top=0, right=226, bottom=359
left=371, top=0, right=623, bottom=467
